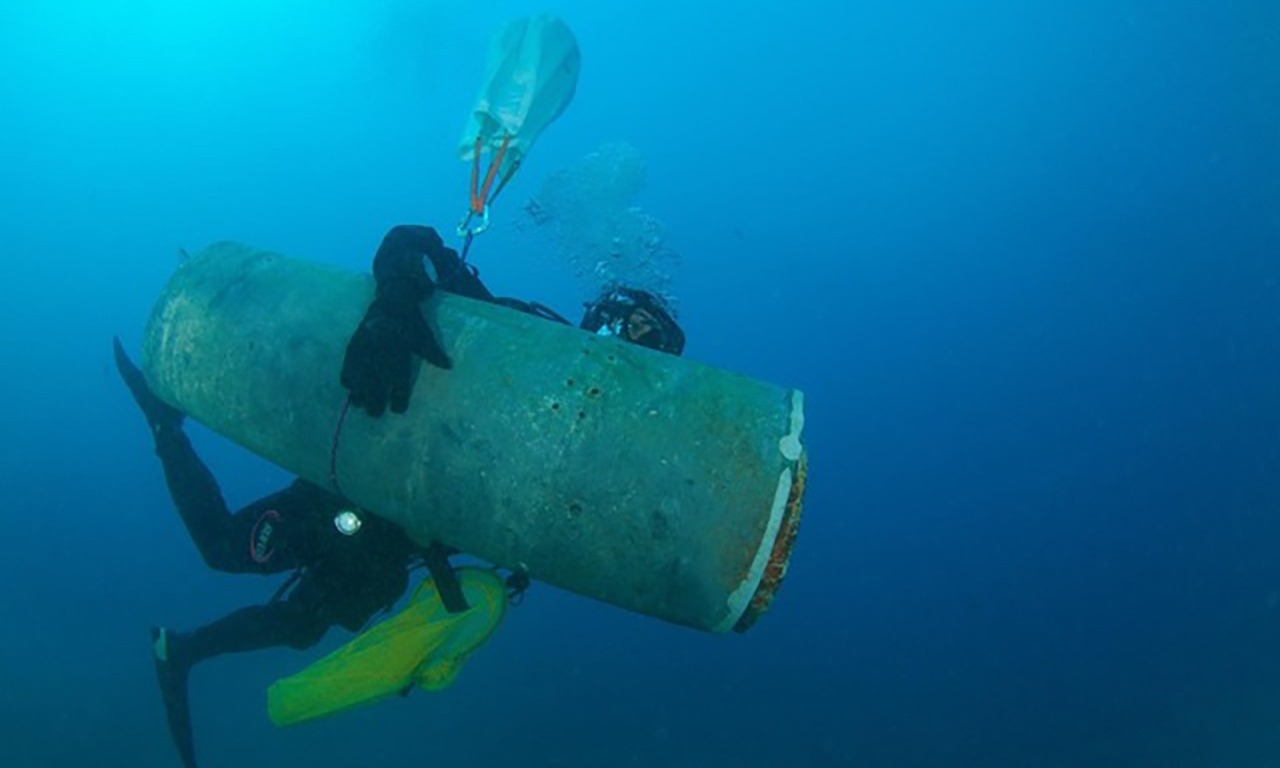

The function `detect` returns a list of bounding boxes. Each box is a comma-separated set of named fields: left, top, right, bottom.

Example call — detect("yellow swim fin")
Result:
left=267, top=567, right=507, bottom=728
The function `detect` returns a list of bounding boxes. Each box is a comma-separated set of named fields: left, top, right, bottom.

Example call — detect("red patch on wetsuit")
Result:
left=250, top=509, right=282, bottom=564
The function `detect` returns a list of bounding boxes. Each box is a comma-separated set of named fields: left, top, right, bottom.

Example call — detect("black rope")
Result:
left=487, top=159, right=521, bottom=208
left=459, top=229, right=476, bottom=264
left=328, top=395, right=353, bottom=498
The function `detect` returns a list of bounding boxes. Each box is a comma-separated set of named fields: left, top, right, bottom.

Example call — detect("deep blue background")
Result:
left=1, top=1, right=1277, bottom=766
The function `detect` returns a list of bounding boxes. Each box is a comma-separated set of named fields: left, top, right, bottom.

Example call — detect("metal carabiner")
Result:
left=456, top=204, right=490, bottom=239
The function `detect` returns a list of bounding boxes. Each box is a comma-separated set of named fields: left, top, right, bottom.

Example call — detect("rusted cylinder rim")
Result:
left=734, top=452, right=807, bottom=632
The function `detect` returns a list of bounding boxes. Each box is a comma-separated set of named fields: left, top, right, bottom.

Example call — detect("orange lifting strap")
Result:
left=468, top=132, right=515, bottom=216
left=459, top=133, right=519, bottom=256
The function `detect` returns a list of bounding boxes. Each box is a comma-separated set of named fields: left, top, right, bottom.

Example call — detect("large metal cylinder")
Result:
left=142, top=242, right=806, bottom=632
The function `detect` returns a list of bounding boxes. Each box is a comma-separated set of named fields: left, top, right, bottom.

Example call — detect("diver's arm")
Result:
left=375, top=224, right=494, bottom=302
left=343, top=224, right=579, bottom=416
left=341, top=226, right=454, bottom=417
left=378, top=225, right=584, bottom=318
left=370, top=225, right=439, bottom=299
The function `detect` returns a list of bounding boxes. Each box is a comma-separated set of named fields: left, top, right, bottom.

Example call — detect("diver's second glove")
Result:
left=342, top=268, right=451, bottom=418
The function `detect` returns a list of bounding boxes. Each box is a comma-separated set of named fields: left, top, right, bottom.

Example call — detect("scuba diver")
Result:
left=579, top=285, right=685, bottom=356
left=120, top=224, right=683, bottom=768
left=115, top=339, right=438, bottom=768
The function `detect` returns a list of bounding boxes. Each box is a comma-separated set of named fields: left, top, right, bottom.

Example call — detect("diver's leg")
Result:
left=150, top=626, right=198, bottom=768
left=171, top=600, right=331, bottom=664
left=114, top=338, right=243, bottom=569
left=151, top=601, right=330, bottom=768
left=150, top=427, right=245, bottom=570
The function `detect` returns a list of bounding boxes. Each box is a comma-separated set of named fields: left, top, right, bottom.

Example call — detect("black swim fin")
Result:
left=152, top=627, right=198, bottom=768
left=113, top=337, right=183, bottom=434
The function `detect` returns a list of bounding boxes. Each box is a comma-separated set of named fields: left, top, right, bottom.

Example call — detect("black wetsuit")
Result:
left=153, top=422, right=420, bottom=664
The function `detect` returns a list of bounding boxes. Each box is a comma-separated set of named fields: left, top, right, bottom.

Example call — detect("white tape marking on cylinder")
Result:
left=778, top=389, right=805, bottom=462
left=716, top=389, right=807, bottom=632
left=716, top=465, right=794, bottom=633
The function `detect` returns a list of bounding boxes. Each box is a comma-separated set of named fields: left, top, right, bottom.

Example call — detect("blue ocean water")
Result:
left=1, top=1, right=1277, bottom=766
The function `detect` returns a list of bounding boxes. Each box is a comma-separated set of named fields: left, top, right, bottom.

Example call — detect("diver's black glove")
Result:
left=341, top=226, right=454, bottom=417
